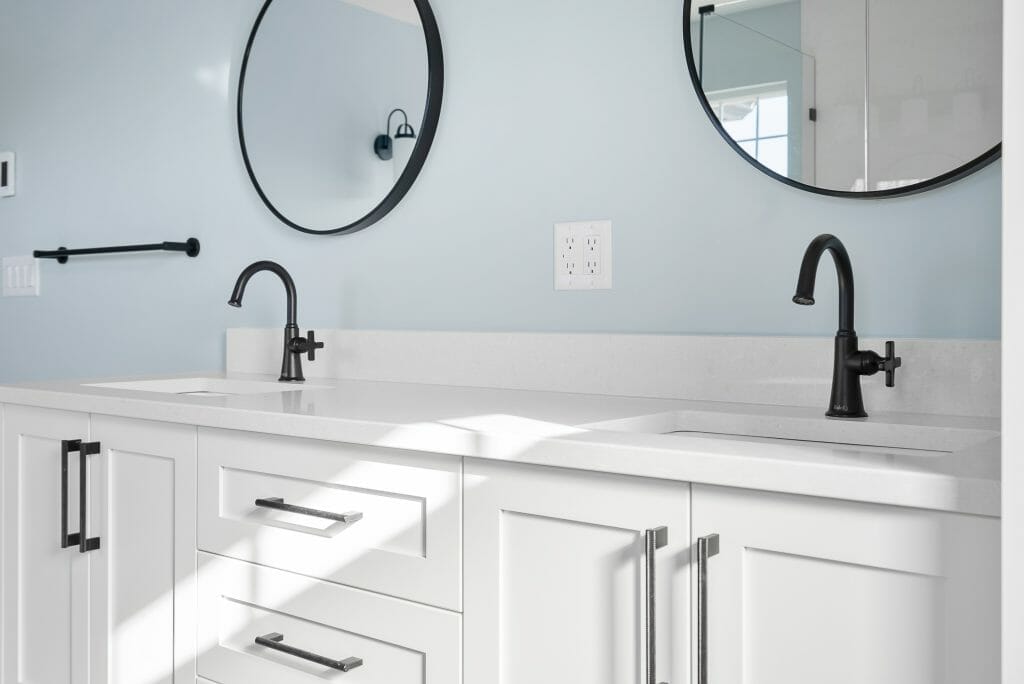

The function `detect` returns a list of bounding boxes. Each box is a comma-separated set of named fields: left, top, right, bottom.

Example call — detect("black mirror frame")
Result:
left=681, top=0, right=1001, bottom=199
left=237, top=0, right=444, bottom=235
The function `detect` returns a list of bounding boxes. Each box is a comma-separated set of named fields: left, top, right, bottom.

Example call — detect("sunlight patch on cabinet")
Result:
left=743, top=548, right=943, bottom=683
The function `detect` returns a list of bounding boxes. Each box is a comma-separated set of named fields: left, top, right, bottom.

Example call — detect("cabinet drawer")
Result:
left=197, top=428, right=461, bottom=610
left=197, top=553, right=461, bottom=684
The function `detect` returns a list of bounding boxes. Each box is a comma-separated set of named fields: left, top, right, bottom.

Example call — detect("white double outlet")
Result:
left=554, top=220, right=612, bottom=290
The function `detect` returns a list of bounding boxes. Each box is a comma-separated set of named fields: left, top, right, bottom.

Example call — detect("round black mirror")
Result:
left=238, top=0, right=443, bottom=235
left=683, top=0, right=1001, bottom=198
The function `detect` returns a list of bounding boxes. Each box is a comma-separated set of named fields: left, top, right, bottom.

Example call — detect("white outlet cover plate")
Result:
left=0, top=152, right=14, bottom=198
left=554, top=220, right=612, bottom=291
left=3, top=256, right=40, bottom=297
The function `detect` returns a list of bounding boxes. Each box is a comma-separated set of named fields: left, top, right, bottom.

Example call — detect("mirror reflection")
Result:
left=687, top=0, right=1001, bottom=195
left=239, top=0, right=439, bottom=234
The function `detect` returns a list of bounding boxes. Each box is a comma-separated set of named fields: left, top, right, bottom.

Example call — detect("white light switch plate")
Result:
left=3, top=256, right=40, bottom=297
left=554, top=220, right=612, bottom=290
left=0, top=152, right=14, bottom=198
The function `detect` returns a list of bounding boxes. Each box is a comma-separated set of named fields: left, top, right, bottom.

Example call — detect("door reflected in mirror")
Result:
left=685, top=0, right=1001, bottom=197
left=239, top=0, right=443, bottom=235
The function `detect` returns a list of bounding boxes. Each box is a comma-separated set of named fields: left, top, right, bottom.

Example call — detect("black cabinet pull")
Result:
left=60, top=440, right=82, bottom=549
left=255, top=632, right=363, bottom=672
left=254, top=497, right=363, bottom=524
left=78, top=442, right=101, bottom=553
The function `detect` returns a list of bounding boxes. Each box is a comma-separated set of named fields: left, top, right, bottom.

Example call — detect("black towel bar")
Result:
left=34, top=238, right=200, bottom=264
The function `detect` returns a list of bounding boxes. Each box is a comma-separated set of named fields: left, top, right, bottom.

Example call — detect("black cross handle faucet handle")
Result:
left=881, top=341, right=902, bottom=388
left=305, top=330, right=325, bottom=362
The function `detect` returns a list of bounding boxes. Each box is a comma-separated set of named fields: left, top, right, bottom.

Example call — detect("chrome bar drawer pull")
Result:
left=255, top=632, right=363, bottom=672
left=645, top=526, right=669, bottom=684
left=254, top=497, right=363, bottom=524
left=697, top=533, right=720, bottom=684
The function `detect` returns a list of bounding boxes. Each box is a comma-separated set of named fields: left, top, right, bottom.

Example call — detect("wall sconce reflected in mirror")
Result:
left=374, top=108, right=417, bottom=161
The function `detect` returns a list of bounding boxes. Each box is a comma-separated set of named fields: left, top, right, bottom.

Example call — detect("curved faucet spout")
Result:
left=228, top=260, right=298, bottom=327
left=227, top=261, right=316, bottom=382
left=793, top=234, right=855, bottom=335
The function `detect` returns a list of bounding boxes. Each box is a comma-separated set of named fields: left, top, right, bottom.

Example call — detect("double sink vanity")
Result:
left=0, top=0, right=1007, bottom=679
left=0, top=331, right=1000, bottom=684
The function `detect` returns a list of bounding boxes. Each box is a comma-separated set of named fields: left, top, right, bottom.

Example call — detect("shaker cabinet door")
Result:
left=87, top=416, right=197, bottom=684
left=1, top=406, right=91, bottom=684
left=691, top=485, right=1000, bottom=684
left=1, top=406, right=197, bottom=684
left=464, top=459, right=690, bottom=684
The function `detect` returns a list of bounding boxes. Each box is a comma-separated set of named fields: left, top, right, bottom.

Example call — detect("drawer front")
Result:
left=197, top=553, right=461, bottom=684
left=197, top=428, right=461, bottom=610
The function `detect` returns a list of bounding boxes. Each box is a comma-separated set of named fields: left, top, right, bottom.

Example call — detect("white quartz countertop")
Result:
left=0, top=373, right=1001, bottom=517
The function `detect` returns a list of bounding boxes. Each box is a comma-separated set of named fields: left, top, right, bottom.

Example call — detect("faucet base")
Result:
left=826, top=334, right=868, bottom=418
left=279, top=325, right=305, bottom=382
left=826, top=408, right=869, bottom=419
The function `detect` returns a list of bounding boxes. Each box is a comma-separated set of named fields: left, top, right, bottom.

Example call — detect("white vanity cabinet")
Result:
left=1, top=405, right=197, bottom=684
left=691, top=485, right=1001, bottom=684
left=464, top=459, right=691, bottom=684
left=0, top=395, right=1002, bottom=684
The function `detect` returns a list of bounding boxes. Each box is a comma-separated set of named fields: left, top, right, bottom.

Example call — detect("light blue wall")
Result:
left=0, top=0, right=1001, bottom=384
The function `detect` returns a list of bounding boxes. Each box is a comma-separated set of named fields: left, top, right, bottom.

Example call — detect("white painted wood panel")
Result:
left=88, top=416, right=197, bottom=683
left=1, top=406, right=90, bottom=684
left=197, top=428, right=461, bottom=610
left=692, top=485, right=999, bottom=684
left=464, top=459, right=690, bottom=684
left=196, top=553, right=461, bottom=684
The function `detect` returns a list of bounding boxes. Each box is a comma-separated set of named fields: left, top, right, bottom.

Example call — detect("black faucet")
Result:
left=793, top=234, right=901, bottom=418
left=228, top=261, right=324, bottom=382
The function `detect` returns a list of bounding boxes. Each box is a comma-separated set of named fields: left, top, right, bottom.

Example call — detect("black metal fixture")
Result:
left=60, top=439, right=101, bottom=553
left=255, top=632, right=363, bottom=672
left=34, top=238, right=200, bottom=264
left=60, top=440, right=82, bottom=549
left=228, top=261, right=324, bottom=382
left=792, top=234, right=902, bottom=418
left=697, top=4, right=715, bottom=84
left=374, top=108, right=417, bottom=161
left=255, top=497, right=363, bottom=524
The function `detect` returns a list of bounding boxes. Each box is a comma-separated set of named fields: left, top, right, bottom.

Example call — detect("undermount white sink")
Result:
left=85, top=377, right=331, bottom=397
left=587, top=408, right=998, bottom=453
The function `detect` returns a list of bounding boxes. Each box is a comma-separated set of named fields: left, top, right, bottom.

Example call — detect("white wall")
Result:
left=867, top=0, right=1001, bottom=189
left=803, top=0, right=1002, bottom=192
left=1002, top=0, right=1022, bottom=679
left=801, top=0, right=866, bottom=190
left=0, top=0, right=1004, bottom=383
